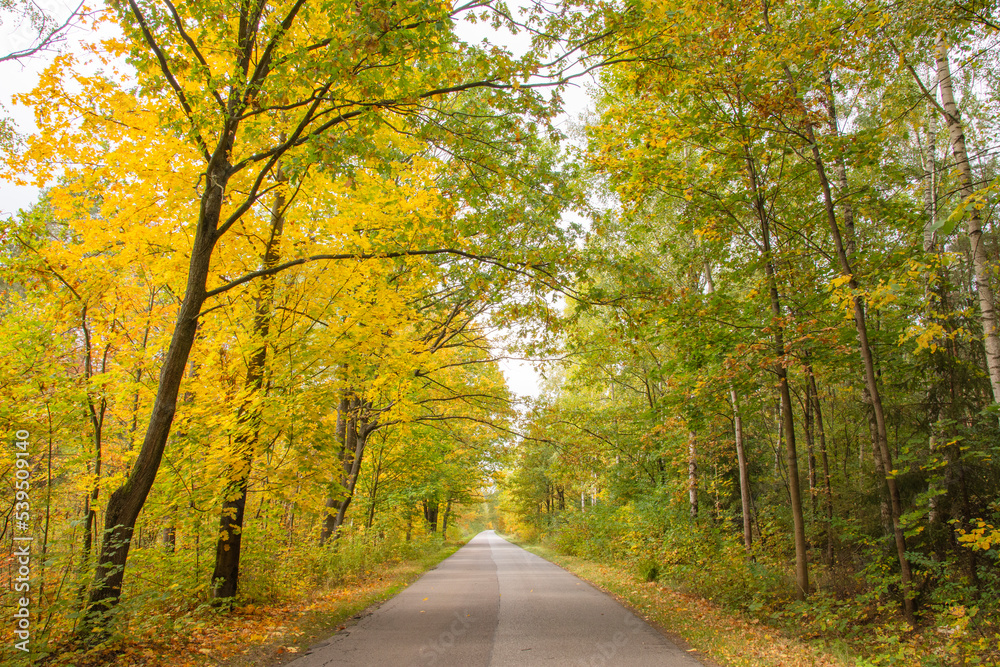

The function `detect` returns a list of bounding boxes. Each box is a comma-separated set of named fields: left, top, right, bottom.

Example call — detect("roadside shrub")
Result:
left=638, top=558, right=660, bottom=582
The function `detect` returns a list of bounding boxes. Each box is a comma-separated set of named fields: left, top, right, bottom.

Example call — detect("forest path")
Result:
left=286, top=530, right=705, bottom=667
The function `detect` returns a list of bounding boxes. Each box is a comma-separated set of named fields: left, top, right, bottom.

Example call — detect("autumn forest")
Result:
left=1, top=0, right=999, bottom=665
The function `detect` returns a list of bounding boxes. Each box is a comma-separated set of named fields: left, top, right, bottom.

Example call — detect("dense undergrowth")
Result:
left=4, top=531, right=459, bottom=666
left=510, top=505, right=998, bottom=666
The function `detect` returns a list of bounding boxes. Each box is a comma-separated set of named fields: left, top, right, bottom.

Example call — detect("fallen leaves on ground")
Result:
left=45, top=550, right=455, bottom=667
left=528, top=547, right=848, bottom=667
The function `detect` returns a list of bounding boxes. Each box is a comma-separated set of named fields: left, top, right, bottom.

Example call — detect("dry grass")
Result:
left=524, top=544, right=851, bottom=667
left=34, top=542, right=460, bottom=667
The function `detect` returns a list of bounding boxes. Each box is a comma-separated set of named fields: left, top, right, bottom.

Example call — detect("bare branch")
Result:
left=0, top=0, right=84, bottom=64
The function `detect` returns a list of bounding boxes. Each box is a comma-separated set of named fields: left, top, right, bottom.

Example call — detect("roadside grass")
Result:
left=519, top=541, right=850, bottom=667
left=38, top=539, right=462, bottom=667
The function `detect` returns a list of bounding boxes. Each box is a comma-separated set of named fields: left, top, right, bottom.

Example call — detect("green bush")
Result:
left=638, top=558, right=660, bottom=582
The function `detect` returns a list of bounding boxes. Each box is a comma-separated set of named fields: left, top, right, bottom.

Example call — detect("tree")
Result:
left=498, top=0, right=1000, bottom=636
left=7, top=0, right=583, bottom=633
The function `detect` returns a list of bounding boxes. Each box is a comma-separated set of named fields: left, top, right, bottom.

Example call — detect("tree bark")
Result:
left=802, top=384, right=818, bottom=518
left=703, top=258, right=752, bottom=550
left=319, top=396, right=371, bottom=545
left=745, top=146, right=809, bottom=599
left=922, top=108, right=948, bottom=526
left=365, top=455, right=382, bottom=530
left=759, top=4, right=913, bottom=610
left=800, top=71, right=916, bottom=624
left=81, top=184, right=220, bottom=636
left=442, top=497, right=453, bottom=537
left=423, top=499, right=439, bottom=533
left=805, top=367, right=835, bottom=564
left=730, top=388, right=753, bottom=553
left=78, top=305, right=107, bottom=599
left=211, top=162, right=286, bottom=601
left=935, top=33, right=1000, bottom=404
left=687, top=430, right=698, bottom=520
left=923, top=111, right=939, bottom=254
left=823, top=70, right=856, bottom=256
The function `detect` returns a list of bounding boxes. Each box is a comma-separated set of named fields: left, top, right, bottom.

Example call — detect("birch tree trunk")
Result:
left=922, top=108, right=947, bottom=526
left=935, top=32, right=1000, bottom=404
left=688, top=431, right=698, bottom=520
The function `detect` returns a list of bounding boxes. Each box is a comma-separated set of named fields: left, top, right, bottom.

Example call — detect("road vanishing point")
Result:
left=287, top=530, right=706, bottom=667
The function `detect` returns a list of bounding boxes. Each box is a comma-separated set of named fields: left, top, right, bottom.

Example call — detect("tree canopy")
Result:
left=2, top=0, right=999, bottom=663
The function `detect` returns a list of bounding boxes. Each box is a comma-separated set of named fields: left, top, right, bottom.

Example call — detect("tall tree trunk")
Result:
left=211, top=164, right=286, bottom=601
left=805, top=367, right=835, bottom=564
left=760, top=6, right=913, bottom=610
left=704, top=258, right=752, bottom=550
left=127, top=291, right=156, bottom=452
left=823, top=70, right=856, bottom=256
left=730, top=388, right=753, bottom=553
left=442, top=497, right=453, bottom=537
left=163, top=360, right=197, bottom=555
left=935, top=33, right=1000, bottom=404
left=797, top=68, right=916, bottom=624
left=365, top=456, right=382, bottom=530
left=423, top=499, right=439, bottom=533
left=950, top=442, right=981, bottom=591
left=79, top=307, right=106, bottom=599
left=331, top=421, right=367, bottom=535
left=320, top=400, right=350, bottom=545
left=745, top=146, right=809, bottom=599
left=81, top=152, right=226, bottom=636
left=41, top=413, right=54, bottom=600
left=688, top=431, right=698, bottom=520
left=320, top=396, right=371, bottom=545
left=802, top=384, right=818, bottom=518
left=923, top=109, right=948, bottom=527
left=923, top=111, right=939, bottom=254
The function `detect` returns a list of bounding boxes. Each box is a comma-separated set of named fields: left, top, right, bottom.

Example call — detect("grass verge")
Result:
left=520, top=542, right=850, bottom=667
left=42, top=539, right=463, bottom=667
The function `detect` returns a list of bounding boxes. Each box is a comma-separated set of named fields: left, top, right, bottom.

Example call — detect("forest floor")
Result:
left=39, top=540, right=463, bottom=667
left=520, top=543, right=852, bottom=667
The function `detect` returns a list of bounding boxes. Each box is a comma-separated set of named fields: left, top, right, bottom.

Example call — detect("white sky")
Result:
left=452, top=7, right=592, bottom=400
left=1, top=1, right=85, bottom=216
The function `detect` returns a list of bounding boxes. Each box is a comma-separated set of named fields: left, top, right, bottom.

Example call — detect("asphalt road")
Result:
left=287, top=530, right=705, bottom=667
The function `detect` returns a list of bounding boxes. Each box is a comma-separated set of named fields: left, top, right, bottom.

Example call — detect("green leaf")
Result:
left=930, top=203, right=963, bottom=236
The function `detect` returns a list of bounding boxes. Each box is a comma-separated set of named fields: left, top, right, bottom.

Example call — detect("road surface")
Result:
left=287, top=530, right=705, bottom=667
